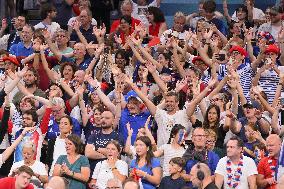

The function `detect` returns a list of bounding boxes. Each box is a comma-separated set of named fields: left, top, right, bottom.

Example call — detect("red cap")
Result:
left=229, top=46, right=247, bottom=57
left=264, top=44, right=280, bottom=54
left=2, top=56, right=20, bottom=67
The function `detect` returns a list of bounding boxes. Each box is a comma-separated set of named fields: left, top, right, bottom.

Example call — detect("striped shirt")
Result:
left=258, top=68, right=279, bottom=104
left=224, top=61, right=253, bottom=100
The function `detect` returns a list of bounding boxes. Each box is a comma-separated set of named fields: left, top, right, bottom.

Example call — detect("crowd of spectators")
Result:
left=1, top=0, right=284, bottom=189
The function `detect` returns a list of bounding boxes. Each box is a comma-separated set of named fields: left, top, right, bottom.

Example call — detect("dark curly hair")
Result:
left=148, top=6, right=165, bottom=23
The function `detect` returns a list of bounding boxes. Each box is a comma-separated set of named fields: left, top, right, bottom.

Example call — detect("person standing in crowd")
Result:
left=53, top=134, right=90, bottom=189
left=89, top=140, right=128, bottom=189
left=158, top=157, right=186, bottom=189
left=130, top=136, right=162, bottom=189
left=257, top=134, right=282, bottom=189
left=215, top=137, right=258, bottom=189
left=34, top=3, right=60, bottom=36
left=182, top=127, right=219, bottom=183
left=85, top=110, right=124, bottom=174
left=0, top=15, right=27, bottom=51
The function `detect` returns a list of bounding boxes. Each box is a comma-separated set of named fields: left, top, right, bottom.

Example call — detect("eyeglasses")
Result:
left=206, top=140, right=216, bottom=144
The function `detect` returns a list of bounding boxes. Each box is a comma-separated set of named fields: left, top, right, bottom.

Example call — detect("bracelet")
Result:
left=72, top=171, right=75, bottom=177
left=34, top=51, right=40, bottom=53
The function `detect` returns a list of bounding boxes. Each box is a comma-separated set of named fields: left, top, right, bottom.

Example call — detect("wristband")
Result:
left=34, top=51, right=40, bottom=53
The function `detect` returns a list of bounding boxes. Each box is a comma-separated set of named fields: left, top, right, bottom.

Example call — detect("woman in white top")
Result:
left=44, top=115, right=73, bottom=175
left=153, top=124, right=186, bottom=176
left=89, top=140, right=128, bottom=189
left=9, top=140, right=48, bottom=188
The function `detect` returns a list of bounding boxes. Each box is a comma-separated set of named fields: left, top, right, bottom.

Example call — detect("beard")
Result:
left=25, top=81, right=36, bottom=88
left=101, top=123, right=112, bottom=129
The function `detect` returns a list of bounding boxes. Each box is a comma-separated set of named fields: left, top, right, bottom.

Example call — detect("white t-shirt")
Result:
left=49, top=137, right=67, bottom=176
left=158, top=144, right=185, bottom=176
left=154, top=108, right=192, bottom=147
left=9, top=160, right=48, bottom=187
left=34, top=22, right=61, bottom=36
left=92, top=160, right=128, bottom=189
left=215, top=156, right=258, bottom=189
left=131, top=0, right=158, bottom=26
left=68, top=17, right=97, bottom=27
left=232, top=7, right=265, bottom=21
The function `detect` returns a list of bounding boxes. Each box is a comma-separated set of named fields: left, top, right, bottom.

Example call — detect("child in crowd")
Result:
left=158, top=157, right=187, bottom=189
left=243, top=122, right=266, bottom=158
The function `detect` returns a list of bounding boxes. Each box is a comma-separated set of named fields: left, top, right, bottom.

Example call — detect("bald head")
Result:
left=192, top=163, right=211, bottom=177
left=123, top=181, right=139, bottom=189
left=46, top=176, right=68, bottom=189
left=266, top=134, right=282, bottom=157
left=107, top=178, right=122, bottom=189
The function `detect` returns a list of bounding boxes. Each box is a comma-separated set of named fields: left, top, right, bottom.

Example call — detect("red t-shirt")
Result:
left=0, top=177, right=34, bottom=189
left=257, top=156, right=277, bottom=189
left=110, top=17, right=141, bottom=33
left=149, top=22, right=162, bottom=37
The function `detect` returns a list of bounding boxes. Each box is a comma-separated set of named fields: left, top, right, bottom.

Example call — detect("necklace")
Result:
left=226, top=155, right=244, bottom=188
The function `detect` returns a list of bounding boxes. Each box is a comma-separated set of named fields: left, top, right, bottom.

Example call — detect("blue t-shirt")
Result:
left=47, top=116, right=82, bottom=140
left=119, top=108, right=151, bottom=145
left=9, top=42, right=34, bottom=57
left=130, top=157, right=161, bottom=189
left=60, top=55, right=92, bottom=70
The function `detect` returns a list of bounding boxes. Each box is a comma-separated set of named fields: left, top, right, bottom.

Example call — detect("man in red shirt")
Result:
left=257, top=134, right=282, bottom=189
left=0, top=165, right=34, bottom=189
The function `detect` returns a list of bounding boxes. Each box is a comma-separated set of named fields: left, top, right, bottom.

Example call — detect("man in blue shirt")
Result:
left=119, top=90, right=151, bottom=145
left=9, top=24, right=34, bottom=57
left=203, top=0, right=227, bottom=36
left=85, top=110, right=124, bottom=173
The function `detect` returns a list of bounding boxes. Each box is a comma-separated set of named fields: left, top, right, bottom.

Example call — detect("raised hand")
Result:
left=22, top=126, right=36, bottom=135
left=207, top=78, right=217, bottom=88
left=71, top=19, right=81, bottom=31
left=1, top=18, right=7, bottom=30
left=175, top=78, right=187, bottom=92
left=114, top=34, right=123, bottom=45
left=16, top=65, right=29, bottom=78
left=85, top=41, right=98, bottom=50
left=126, top=122, right=133, bottom=136
left=278, top=27, right=284, bottom=42
left=145, top=61, right=156, bottom=73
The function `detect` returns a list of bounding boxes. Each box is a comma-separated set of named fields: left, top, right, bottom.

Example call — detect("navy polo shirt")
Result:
left=70, top=24, right=98, bottom=43
left=9, top=42, right=33, bottom=57
left=119, top=108, right=151, bottom=145
left=61, top=55, right=92, bottom=70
